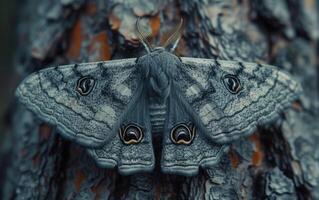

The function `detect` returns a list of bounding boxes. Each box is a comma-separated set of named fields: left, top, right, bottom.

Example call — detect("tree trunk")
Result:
left=1, top=0, right=318, bottom=199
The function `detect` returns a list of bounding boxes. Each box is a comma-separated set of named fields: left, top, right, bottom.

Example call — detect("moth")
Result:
left=16, top=19, right=301, bottom=176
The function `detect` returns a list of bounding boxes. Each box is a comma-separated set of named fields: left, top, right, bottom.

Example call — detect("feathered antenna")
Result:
left=163, top=18, right=184, bottom=52
left=136, top=17, right=152, bottom=53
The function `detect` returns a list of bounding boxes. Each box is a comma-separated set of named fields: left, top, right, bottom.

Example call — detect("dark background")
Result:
left=0, top=0, right=17, bottom=137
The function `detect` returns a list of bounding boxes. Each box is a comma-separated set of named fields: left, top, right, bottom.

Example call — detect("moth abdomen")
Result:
left=149, top=101, right=167, bottom=134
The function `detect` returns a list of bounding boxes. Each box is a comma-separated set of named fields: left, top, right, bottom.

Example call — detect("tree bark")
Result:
left=1, top=0, right=318, bottom=199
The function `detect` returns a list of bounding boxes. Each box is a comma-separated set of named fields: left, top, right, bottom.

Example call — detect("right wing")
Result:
left=161, top=83, right=229, bottom=176
left=176, top=57, right=301, bottom=143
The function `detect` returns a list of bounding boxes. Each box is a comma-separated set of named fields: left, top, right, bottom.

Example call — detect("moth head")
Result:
left=135, top=17, right=183, bottom=53
left=137, top=46, right=181, bottom=75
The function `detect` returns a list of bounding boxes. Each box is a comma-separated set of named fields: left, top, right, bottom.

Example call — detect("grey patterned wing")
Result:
left=177, top=57, right=302, bottom=143
left=88, top=87, right=155, bottom=175
left=161, top=83, right=228, bottom=176
left=16, top=58, right=140, bottom=147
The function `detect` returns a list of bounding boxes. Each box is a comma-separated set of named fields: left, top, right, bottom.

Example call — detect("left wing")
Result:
left=174, top=57, right=302, bottom=144
left=87, top=86, right=155, bottom=175
left=15, top=59, right=140, bottom=147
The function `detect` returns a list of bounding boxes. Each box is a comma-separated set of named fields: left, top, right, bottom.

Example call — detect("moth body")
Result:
left=149, top=100, right=166, bottom=134
left=137, top=48, right=183, bottom=135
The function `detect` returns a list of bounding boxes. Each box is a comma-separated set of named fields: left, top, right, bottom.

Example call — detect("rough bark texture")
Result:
left=1, top=0, right=318, bottom=199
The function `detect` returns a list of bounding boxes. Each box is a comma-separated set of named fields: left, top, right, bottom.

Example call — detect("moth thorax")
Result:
left=148, top=65, right=170, bottom=100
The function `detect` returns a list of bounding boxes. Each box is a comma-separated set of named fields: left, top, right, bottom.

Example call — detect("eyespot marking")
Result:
left=76, top=76, right=95, bottom=96
left=222, top=74, right=242, bottom=94
left=119, top=123, right=144, bottom=145
left=170, top=123, right=195, bottom=145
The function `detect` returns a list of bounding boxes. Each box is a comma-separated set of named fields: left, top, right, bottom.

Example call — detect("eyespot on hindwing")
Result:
left=119, top=123, right=144, bottom=145
left=222, top=74, right=242, bottom=94
left=170, top=123, right=195, bottom=145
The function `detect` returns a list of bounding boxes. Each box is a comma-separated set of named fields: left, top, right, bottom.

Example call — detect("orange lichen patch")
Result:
left=159, top=30, right=172, bottom=46
left=85, top=2, right=97, bottom=15
left=109, top=14, right=122, bottom=31
left=228, top=149, right=240, bottom=168
left=88, top=32, right=111, bottom=61
left=292, top=101, right=303, bottom=111
left=270, top=39, right=287, bottom=59
left=20, top=148, right=28, bottom=157
left=91, top=181, right=103, bottom=200
left=245, top=25, right=266, bottom=45
left=74, top=169, right=86, bottom=191
left=249, top=134, right=261, bottom=149
left=32, top=153, right=41, bottom=167
left=67, top=19, right=84, bottom=59
left=91, top=172, right=116, bottom=199
left=251, top=151, right=264, bottom=167
left=149, top=15, right=161, bottom=37
left=304, top=0, right=316, bottom=9
left=175, top=37, right=188, bottom=56
left=249, top=133, right=264, bottom=167
left=39, top=123, right=52, bottom=141
left=91, top=176, right=115, bottom=200
left=154, top=181, right=161, bottom=200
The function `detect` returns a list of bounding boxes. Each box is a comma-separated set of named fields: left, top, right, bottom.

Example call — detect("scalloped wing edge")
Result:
left=180, top=57, right=303, bottom=144
left=15, top=78, right=107, bottom=148
left=161, top=145, right=229, bottom=176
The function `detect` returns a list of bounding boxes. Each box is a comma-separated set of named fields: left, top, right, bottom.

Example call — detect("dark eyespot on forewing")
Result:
left=222, top=74, right=242, bottom=94
left=76, top=76, right=96, bottom=96
left=119, top=123, right=144, bottom=145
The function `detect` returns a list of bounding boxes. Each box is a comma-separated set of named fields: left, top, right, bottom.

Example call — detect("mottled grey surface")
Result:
left=265, top=167, right=296, bottom=200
